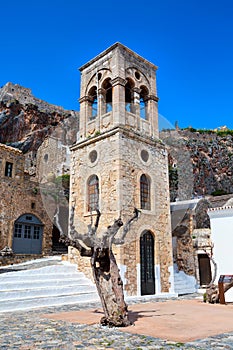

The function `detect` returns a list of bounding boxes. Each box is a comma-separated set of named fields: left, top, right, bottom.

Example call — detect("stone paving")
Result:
left=1, top=260, right=233, bottom=348
left=1, top=297, right=233, bottom=349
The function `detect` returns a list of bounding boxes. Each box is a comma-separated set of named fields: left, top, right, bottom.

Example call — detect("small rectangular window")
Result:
left=5, top=162, right=13, bottom=177
left=88, top=175, right=99, bottom=212
left=26, top=216, right=32, bottom=220
left=31, top=202, right=36, bottom=209
left=33, top=226, right=40, bottom=240
left=24, top=225, right=31, bottom=239
left=140, top=174, right=151, bottom=210
left=14, top=224, right=22, bottom=238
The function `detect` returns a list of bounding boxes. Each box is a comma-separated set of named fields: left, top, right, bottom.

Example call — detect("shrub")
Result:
left=211, top=189, right=227, bottom=196
left=55, top=174, right=70, bottom=189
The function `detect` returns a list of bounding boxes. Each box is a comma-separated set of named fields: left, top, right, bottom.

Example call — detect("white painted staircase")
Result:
left=0, top=256, right=99, bottom=313
left=173, top=265, right=197, bottom=295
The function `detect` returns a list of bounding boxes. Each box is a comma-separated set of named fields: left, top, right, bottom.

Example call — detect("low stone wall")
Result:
left=0, top=254, right=43, bottom=267
left=63, top=246, right=94, bottom=282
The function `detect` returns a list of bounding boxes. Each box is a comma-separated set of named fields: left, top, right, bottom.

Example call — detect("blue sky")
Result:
left=1, top=0, right=233, bottom=130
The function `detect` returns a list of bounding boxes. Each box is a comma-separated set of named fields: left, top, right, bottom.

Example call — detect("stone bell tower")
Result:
left=78, top=43, right=159, bottom=140
left=70, top=43, right=175, bottom=297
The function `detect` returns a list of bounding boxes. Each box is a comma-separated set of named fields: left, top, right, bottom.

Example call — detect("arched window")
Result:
left=102, top=78, right=112, bottom=113
left=88, top=175, right=99, bottom=211
left=140, top=174, right=150, bottom=210
left=88, top=86, right=98, bottom=120
left=125, top=78, right=135, bottom=113
left=140, top=86, right=149, bottom=120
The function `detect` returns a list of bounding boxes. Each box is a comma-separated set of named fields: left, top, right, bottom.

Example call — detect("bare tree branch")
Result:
left=203, top=248, right=217, bottom=287
left=54, top=205, right=63, bottom=236
left=114, top=208, right=140, bottom=245
left=88, top=209, right=101, bottom=236
left=94, top=209, right=101, bottom=230
left=101, top=218, right=123, bottom=249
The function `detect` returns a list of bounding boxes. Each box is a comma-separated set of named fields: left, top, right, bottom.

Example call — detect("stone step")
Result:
left=0, top=284, right=97, bottom=302
left=173, top=271, right=197, bottom=295
left=0, top=293, right=99, bottom=313
left=174, top=279, right=195, bottom=286
left=0, top=256, right=99, bottom=313
left=174, top=283, right=196, bottom=290
left=0, top=263, right=78, bottom=275
left=0, top=278, right=91, bottom=290
left=0, top=272, right=85, bottom=282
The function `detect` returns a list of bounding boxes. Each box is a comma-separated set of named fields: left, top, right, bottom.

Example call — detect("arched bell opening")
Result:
left=139, top=85, right=149, bottom=120
left=125, top=78, right=135, bottom=113
left=88, top=86, right=98, bottom=120
left=102, top=78, right=112, bottom=113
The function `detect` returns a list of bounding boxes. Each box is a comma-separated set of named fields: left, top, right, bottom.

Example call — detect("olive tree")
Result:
left=61, top=207, right=140, bottom=327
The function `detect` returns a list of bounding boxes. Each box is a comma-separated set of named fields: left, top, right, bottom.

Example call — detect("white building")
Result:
left=208, top=205, right=233, bottom=302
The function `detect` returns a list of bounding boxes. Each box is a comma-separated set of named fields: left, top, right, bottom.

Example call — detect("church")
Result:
left=0, top=43, right=176, bottom=297
left=69, top=43, right=175, bottom=297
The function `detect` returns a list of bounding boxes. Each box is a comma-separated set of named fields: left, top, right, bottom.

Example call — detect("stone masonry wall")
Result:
left=70, top=128, right=173, bottom=295
left=66, top=247, right=94, bottom=282
left=0, top=144, right=53, bottom=253
left=176, top=236, right=195, bottom=275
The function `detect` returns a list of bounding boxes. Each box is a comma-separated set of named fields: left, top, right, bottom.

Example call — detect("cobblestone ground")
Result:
left=1, top=261, right=233, bottom=349
left=1, top=297, right=233, bottom=349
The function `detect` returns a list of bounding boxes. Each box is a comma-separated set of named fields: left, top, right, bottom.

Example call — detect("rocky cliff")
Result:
left=1, top=82, right=233, bottom=201
left=160, top=129, right=233, bottom=201
left=0, top=82, right=79, bottom=153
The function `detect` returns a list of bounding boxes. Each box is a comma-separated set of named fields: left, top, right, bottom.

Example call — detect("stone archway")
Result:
left=13, top=214, right=43, bottom=254
left=140, top=231, right=155, bottom=295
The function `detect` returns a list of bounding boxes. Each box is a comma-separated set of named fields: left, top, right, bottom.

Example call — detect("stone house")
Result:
left=69, top=43, right=175, bottom=297
left=160, top=128, right=233, bottom=291
left=171, top=198, right=212, bottom=292
left=36, top=135, right=71, bottom=249
left=170, top=194, right=233, bottom=293
left=0, top=143, right=53, bottom=255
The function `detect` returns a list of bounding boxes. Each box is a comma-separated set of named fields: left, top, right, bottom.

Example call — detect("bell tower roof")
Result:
left=79, top=42, right=158, bottom=72
left=78, top=43, right=159, bottom=141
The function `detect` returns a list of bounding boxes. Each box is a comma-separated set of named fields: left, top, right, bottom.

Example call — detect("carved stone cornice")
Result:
left=79, top=96, right=92, bottom=103
left=132, top=87, right=141, bottom=94
left=146, top=94, right=159, bottom=102
left=111, top=77, right=127, bottom=87
left=98, top=88, right=106, bottom=96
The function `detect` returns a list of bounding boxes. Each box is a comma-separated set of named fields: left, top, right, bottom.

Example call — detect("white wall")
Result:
left=209, top=207, right=233, bottom=302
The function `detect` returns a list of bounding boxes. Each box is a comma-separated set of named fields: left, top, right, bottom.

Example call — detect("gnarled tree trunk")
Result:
left=91, top=247, right=130, bottom=326
left=60, top=207, right=139, bottom=327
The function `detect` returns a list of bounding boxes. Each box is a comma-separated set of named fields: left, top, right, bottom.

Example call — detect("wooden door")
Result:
left=198, top=254, right=212, bottom=286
